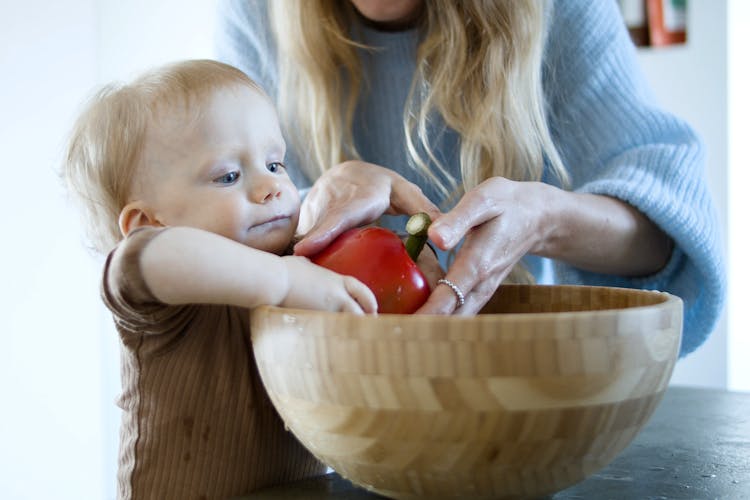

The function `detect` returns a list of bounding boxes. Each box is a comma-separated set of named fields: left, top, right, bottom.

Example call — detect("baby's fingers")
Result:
left=344, top=277, right=378, bottom=314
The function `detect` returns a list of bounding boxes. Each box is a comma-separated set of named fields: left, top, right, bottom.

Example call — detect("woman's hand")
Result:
left=416, top=177, right=672, bottom=315
left=413, top=241, right=444, bottom=292
left=281, top=255, right=378, bottom=314
left=417, top=178, right=551, bottom=315
left=293, top=160, right=441, bottom=256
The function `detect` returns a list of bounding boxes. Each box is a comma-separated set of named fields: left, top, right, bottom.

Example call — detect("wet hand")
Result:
left=293, top=160, right=441, bottom=256
left=417, top=178, right=553, bottom=315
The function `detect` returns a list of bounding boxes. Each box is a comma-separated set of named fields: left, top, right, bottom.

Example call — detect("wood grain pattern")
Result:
left=250, top=285, right=682, bottom=499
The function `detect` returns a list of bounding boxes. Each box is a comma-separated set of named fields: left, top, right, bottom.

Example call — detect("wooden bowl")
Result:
left=250, top=285, right=682, bottom=499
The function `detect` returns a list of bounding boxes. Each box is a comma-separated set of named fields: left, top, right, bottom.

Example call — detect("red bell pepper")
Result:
left=310, top=213, right=432, bottom=314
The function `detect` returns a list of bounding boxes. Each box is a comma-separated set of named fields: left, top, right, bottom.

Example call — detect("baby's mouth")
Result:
left=249, top=215, right=290, bottom=232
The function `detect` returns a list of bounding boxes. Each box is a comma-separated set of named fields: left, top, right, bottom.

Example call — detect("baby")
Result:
left=62, top=59, right=377, bottom=499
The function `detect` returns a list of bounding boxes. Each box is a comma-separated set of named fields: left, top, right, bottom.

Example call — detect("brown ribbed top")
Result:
left=102, top=227, right=324, bottom=499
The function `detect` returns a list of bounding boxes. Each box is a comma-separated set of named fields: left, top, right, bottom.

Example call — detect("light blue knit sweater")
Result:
left=215, top=0, right=726, bottom=357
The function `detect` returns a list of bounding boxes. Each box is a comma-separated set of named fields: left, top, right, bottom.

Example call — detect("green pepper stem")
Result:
left=404, top=212, right=432, bottom=262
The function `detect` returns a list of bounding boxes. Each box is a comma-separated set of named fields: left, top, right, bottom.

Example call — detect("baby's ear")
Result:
left=118, top=202, right=162, bottom=237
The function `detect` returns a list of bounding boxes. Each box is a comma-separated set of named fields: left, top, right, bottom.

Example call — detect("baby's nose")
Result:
left=251, top=178, right=282, bottom=204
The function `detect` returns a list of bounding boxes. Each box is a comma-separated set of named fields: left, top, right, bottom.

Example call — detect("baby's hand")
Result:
left=280, top=256, right=378, bottom=314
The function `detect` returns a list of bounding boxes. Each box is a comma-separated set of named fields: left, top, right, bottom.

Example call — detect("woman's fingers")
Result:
left=295, top=160, right=441, bottom=256
left=416, top=279, right=461, bottom=314
left=428, top=178, right=505, bottom=250
left=295, top=201, right=379, bottom=255
left=417, top=227, right=508, bottom=315
left=294, top=163, right=389, bottom=255
left=419, top=178, right=546, bottom=315
left=389, top=179, right=442, bottom=221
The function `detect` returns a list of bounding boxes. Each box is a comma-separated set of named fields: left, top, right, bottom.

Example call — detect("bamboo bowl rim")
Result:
left=251, top=284, right=682, bottom=338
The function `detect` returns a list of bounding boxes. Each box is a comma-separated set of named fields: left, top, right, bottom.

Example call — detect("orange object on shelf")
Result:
left=647, top=0, right=687, bottom=46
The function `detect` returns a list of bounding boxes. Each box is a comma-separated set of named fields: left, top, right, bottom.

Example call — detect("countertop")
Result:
left=237, top=386, right=750, bottom=499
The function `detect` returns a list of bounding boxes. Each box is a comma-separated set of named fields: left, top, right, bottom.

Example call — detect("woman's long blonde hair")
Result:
left=270, top=0, right=568, bottom=201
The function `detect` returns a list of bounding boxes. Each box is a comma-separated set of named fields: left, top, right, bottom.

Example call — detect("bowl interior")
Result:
left=479, top=284, right=670, bottom=314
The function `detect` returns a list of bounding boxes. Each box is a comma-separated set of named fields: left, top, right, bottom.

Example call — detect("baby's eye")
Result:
left=267, top=162, right=285, bottom=174
left=214, top=171, right=240, bottom=185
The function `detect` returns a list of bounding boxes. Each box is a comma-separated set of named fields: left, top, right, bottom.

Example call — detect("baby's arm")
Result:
left=132, top=226, right=377, bottom=314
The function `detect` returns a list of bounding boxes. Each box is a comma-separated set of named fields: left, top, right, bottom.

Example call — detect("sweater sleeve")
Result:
left=214, top=0, right=277, bottom=98
left=543, top=0, right=726, bottom=356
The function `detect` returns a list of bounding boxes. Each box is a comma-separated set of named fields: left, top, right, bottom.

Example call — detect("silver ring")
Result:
left=437, top=278, right=465, bottom=308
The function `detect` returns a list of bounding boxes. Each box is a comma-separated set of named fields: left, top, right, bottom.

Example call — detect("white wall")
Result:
left=94, top=2, right=219, bottom=498
left=0, top=1, right=217, bottom=499
left=97, top=0, right=218, bottom=81
left=636, top=1, right=731, bottom=389
left=727, top=1, right=750, bottom=392
left=0, top=1, right=104, bottom=499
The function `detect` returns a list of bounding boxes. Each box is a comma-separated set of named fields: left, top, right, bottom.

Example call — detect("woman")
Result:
left=215, top=0, right=725, bottom=356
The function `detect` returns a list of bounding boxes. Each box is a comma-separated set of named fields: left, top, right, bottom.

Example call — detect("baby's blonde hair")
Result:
left=270, top=0, right=569, bottom=200
left=62, top=59, right=262, bottom=254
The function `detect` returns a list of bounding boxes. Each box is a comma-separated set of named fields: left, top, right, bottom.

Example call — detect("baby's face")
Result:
left=136, top=84, right=300, bottom=255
